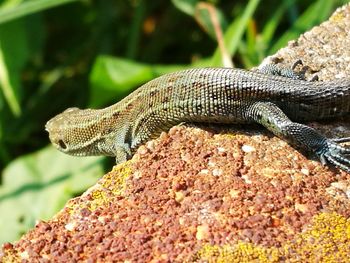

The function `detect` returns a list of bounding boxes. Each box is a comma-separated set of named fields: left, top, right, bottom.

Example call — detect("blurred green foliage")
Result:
left=0, top=0, right=347, bottom=245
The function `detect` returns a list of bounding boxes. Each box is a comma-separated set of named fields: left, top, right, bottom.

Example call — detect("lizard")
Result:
left=45, top=65, right=350, bottom=173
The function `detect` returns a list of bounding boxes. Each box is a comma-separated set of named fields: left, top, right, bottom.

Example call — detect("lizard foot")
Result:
left=258, top=63, right=304, bottom=80
left=258, top=60, right=319, bottom=81
left=291, top=59, right=319, bottom=81
left=318, top=139, right=350, bottom=173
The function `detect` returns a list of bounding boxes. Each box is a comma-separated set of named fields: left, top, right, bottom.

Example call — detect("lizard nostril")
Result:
left=58, top=139, right=67, bottom=149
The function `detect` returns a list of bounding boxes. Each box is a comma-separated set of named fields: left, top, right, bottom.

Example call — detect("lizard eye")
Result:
left=58, top=139, right=67, bottom=149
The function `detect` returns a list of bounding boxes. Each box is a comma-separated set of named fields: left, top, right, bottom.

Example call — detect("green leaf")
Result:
left=171, top=0, right=198, bottom=16
left=89, top=56, right=153, bottom=107
left=0, top=146, right=104, bottom=245
left=0, top=0, right=79, bottom=24
left=89, top=56, right=185, bottom=107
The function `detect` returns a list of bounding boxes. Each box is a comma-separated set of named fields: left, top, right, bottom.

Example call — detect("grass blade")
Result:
left=210, top=0, right=260, bottom=67
left=0, top=0, right=78, bottom=24
left=0, top=41, right=21, bottom=116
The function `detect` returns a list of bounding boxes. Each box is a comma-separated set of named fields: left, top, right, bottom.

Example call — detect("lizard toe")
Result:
left=331, top=137, right=350, bottom=144
left=320, top=140, right=350, bottom=173
left=328, top=139, right=350, bottom=154
left=291, top=59, right=303, bottom=70
left=310, top=74, right=319, bottom=81
left=323, top=152, right=350, bottom=173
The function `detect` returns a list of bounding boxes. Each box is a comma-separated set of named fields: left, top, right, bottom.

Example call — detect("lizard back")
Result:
left=46, top=67, right=350, bottom=156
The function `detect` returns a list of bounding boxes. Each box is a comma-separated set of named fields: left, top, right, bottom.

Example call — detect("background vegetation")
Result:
left=0, top=0, right=347, bottom=245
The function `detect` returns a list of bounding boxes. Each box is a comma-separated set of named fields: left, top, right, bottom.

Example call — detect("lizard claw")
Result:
left=318, top=139, right=350, bottom=173
left=291, top=59, right=319, bottom=81
left=310, top=74, right=319, bottom=81
left=291, top=59, right=303, bottom=70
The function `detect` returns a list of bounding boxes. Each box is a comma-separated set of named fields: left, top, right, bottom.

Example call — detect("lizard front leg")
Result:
left=112, top=143, right=132, bottom=164
left=246, top=101, right=350, bottom=173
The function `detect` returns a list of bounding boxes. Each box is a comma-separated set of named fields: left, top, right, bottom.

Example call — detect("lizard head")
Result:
left=45, top=107, right=115, bottom=156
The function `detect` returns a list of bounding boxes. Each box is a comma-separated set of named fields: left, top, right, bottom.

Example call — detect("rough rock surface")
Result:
left=2, top=3, right=350, bottom=263
left=261, top=3, right=350, bottom=81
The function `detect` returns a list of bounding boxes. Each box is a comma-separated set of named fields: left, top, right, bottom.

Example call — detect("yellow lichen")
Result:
left=0, top=252, right=20, bottom=263
left=65, top=161, right=133, bottom=213
left=86, top=161, right=133, bottom=211
left=195, top=212, right=350, bottom=262
left=330, top=8, right=346, bottom=22
left=88, top=189, right=109, bottom=211
left=284, top=212, right=350, bottom=262
left=101, top=161, right=133, bottom=195
left=195, top=242, right=280, bottom=263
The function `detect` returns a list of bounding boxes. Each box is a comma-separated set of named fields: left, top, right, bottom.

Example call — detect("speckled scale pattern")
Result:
left=46, top=67, right=350, bottom=172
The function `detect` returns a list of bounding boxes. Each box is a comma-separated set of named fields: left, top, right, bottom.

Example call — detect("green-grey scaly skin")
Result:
left=45, top=67, right=350, bottom=173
